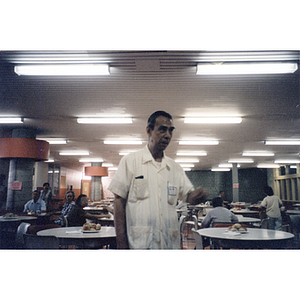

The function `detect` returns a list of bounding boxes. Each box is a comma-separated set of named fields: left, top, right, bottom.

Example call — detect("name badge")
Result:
left=168, top=186, right=177, bottom=196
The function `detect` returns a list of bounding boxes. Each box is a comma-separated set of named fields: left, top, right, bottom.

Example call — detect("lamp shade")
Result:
left=0, top=138, right=49, bottom=160
left=84, top=166, right=108, bottom=177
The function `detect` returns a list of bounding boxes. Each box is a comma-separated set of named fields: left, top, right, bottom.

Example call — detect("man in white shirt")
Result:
left=23, top=190, right=46, bottom=213
left=108, top=111, right=207, bottom=249
left=260, top=186, right=283, bottom=230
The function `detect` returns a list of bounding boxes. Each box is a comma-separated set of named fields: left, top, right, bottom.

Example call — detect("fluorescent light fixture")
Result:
left=45, top=159, right=55, bottom=163
left=183, top=168, right=192, bottom=172
left=59, top=151, right=89, bottom=155
left=257, top=164, right=280, bottom=168
left=211, top=168, right=231, bottom=172
left=290, top=165, right=297, bottom=169
left=265, top=140, right=300, bottom=145
left=41, top=138, right=67, bottom=145
left=104, top=140, right=143, bottom=145
left=176, top=151, right=207, bottom=156
left=274, top=159, right=300, bottom=164
left=79, top=158, right=103, bottom=162
left=184, top=117, right=242, bottom=124
left=179, top=164, right=195, bottom=168
left=77, top=117, right=132, bottom=124
left=242, top=151, right=274, bottom=156
left=119, top=152, right=130, bottom=156
left=196, top=62, right=298, bottom=75
left=14, top=64, right=110, bottom=76
left=102, top=163, right=113, bottom=167
left=179, top=140, right=219, bottom=145
left=0, top=117, right=23, bottom=123
left=228, top=159, right=254, bottom=163
left=108, top=167, right=118, bottom=171
left=175, top=159, right=199, bottom=163
left=218, top=163, right=240, bottom=168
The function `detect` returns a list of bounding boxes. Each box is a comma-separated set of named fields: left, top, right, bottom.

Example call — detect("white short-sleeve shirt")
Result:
left=108, top=146, right=194, bottom=249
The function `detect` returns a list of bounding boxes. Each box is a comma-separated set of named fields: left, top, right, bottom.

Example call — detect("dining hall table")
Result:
left=37, top=226, right=117, bottom=249
left=197, top=227, right=294, bottom=249
left=198, top=215, right=261, bottom=226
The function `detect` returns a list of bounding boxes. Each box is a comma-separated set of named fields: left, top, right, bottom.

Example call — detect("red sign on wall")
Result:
left=10, top=181, right=22, bottom=190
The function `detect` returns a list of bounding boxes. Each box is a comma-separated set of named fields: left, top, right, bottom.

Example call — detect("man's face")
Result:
left=32, top=192, right=39, bottom=202
left=147, top=115, right=175, bottom=151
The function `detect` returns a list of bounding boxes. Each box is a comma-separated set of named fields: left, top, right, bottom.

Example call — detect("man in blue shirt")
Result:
left=23, top=190, right=46, bottom=213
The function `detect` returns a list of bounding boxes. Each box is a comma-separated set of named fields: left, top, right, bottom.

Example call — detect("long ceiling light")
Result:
left=179, top=140, right=219, bottom=145
left=41, top=138, right=67, bottom=144
left=184, top=117, right=242, bottom=124
left=59, top=151, right=89, bottom=155
left=228, top=159, right=254, bottom=163
left=0, top=117, right=23, bottom=123
left=265, top=140, right=300, bottom=145
left=176, top=151, right=207, bottom=156
left=175, top=159, right=199, bottom=163
left=14, top=64, right=110, bottom=76
left=79, top=158, right=103, bottom=162
left=257, top=164, right=280, bottom=168
left=196, top=62, right=298, bottom=75
left=242, top=151, right=274, bottom=156
left=211, top=168, right=231, bottom=172
left=274, top=159, right=300, bottom=164
left=77, top=117, right=132, bottom=124
left=104, top=140, right=143, bottom=145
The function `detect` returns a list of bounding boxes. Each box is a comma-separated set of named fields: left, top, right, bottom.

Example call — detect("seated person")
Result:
left=66, top=194, right=110, bottom=227
left=23, top=190, right=46, bottom=213
left=201, top=197, right=238, bottom=228
left=54, top=190, right=76, bottom=226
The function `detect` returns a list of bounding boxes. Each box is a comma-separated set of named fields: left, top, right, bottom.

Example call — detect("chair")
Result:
left=260, top=218, right=269, bottom=229
left=15, top=222, right=31, bottom=249
left=192, top=228, right=204, bottom=250
left=23, top=234, right=60, bottom=249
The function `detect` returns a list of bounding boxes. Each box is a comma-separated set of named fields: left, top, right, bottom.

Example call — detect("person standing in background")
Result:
left=39, top=182, right=53, bottom=211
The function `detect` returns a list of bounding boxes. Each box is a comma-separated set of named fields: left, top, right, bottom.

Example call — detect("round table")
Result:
left=37, top=226, right=116, bottom=249
left=0, top=215, right=37, bottom=223
left=197, top=227, right=294, bottom=249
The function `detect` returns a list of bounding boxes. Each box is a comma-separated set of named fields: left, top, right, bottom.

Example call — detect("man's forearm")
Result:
left=113, top=195, right=129, bottom=249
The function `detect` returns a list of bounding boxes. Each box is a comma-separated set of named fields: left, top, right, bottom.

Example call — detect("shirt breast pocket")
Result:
left=168, top=185, right=178, bottom=205
left=133, top=178, right=149, bottom=200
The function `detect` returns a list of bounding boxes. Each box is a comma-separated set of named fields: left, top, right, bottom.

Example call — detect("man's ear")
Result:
left=146, top=126, right=152, bottom=137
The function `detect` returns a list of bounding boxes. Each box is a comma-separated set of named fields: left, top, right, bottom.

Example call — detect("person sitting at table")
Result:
left=54, top=190, right=76, bottom=226
left=201, top=197, right=238, bottom=228
left=66, top=194, right=110, bottom=227
left=23, top=190, right=46, bottom=213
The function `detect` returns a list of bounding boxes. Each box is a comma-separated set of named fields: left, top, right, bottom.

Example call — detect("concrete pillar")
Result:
left=232, top=163, right=239, bottom=202
left=91, top=162, right=102, bottom=201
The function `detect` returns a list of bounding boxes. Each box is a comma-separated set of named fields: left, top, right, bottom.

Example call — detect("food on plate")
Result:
left=82, top=222, right=101, bottom=231
left=2, top=212, right=18, bottom=218
left=227, top=223, right=247, bottom=232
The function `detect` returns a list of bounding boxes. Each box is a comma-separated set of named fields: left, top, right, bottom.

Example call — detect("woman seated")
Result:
left=66, top=194, right=109, bottom=227
left=54, top=190, right=76, bottom=226
left=201, top=197, right=238, bottom=228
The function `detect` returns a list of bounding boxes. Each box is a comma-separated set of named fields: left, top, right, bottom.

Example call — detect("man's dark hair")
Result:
left=264, top=186, right=274, bottom=196
left=212, top=197, right=223, bottom=207
left=76, top=194, right=88, bottom=206
left=147, top=111, right=173, bottom=130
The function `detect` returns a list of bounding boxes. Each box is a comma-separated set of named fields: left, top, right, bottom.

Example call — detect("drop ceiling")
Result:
left=0, top=50, right=299, bottom=172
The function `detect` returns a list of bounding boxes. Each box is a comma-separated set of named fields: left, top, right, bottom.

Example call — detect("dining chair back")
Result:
left=23, top=234, right=60, bottom=249
left=15, top=222, right=31, bottom=249
left=260, top=218, right=269, bottom=229
left=192, top=228, right=204, bottom=250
